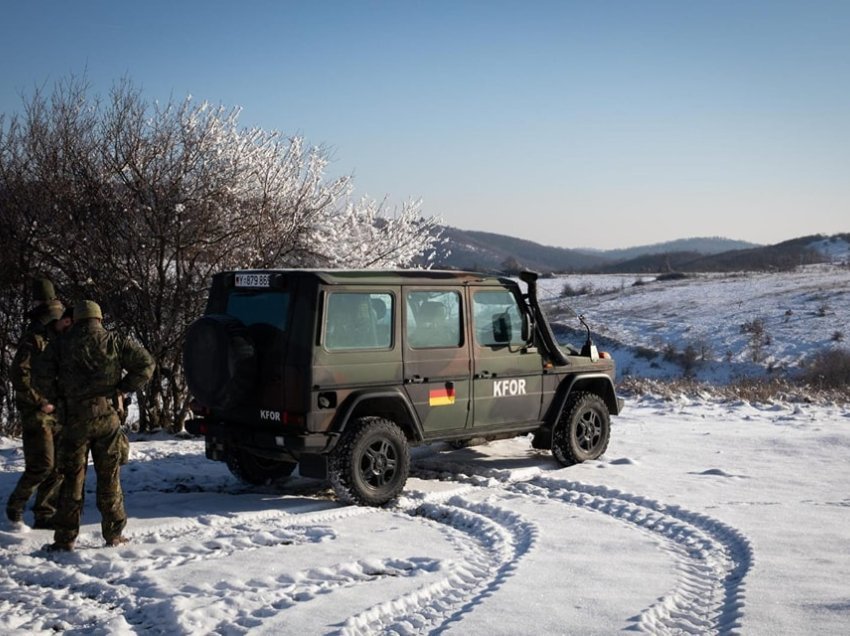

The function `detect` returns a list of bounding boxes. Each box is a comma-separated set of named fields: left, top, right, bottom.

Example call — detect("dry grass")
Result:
left=618, top=376, right=850, bottom=405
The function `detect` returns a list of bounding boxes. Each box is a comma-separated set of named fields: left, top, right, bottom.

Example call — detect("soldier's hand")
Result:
left=41, top=403, right=55, bottom=414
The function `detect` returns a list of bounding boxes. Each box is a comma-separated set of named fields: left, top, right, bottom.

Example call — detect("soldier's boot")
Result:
left=6, top=507, right=23, bottom=523
left=105, top=535, right=130, bottom=547
left=44, top=541, right=74, bottom=552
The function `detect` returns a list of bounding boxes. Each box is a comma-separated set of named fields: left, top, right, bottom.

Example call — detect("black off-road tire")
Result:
left=225, top=449, right=297, bottom=485
left=552, top=391, right=611, bottom=467
left=183, top=314, right=257, bottom=410
left=329, top=417, right=410, bottom=506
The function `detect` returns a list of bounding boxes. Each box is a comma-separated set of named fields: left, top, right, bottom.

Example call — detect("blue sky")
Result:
left=1, top=1, right=848, bottom=249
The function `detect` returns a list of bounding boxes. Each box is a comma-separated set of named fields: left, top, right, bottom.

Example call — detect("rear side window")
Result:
left=226, top=291, right=290, bottom=331
left=325, top=292, right=393, bottom=351
left=406, top=290, right=462, bottom=348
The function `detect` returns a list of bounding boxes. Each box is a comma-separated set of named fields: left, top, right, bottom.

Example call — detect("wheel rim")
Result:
left=359, top=439, right=398, bottom=489
left=575, top=408, right=602, bottom=453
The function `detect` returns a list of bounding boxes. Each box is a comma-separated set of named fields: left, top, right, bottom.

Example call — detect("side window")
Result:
left=325, top=292, right=393, bottom=351
left=473, top=290, right=526, bottom=347
left=406, top=290, right=462, bottom=349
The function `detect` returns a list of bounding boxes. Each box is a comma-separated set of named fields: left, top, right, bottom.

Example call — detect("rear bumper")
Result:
left=185, top=418, right=332, bottom=461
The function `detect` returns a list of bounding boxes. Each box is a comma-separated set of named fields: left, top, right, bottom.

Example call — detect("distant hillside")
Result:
left=423, top=227, right=848, bottom=273
left=422, top=227, right=609, bottom=272
left=599, top=234, right=842, bottom=273
left=582, top=237, right=759, bottom=262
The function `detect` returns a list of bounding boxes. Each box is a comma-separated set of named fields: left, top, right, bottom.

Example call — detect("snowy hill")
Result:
left=427, top=228, right=848, bottom=274
left=807, top=234, right=850, bottom=263
left=539, top=263, right=850, bottom=384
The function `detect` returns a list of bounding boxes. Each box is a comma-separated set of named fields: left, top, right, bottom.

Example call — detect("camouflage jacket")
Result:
left=55, top=319, right=155, bottom=405
left=11, top=320, right=56, bottom=413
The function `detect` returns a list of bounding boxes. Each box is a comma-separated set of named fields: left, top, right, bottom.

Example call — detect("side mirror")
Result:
left=492, top=312, right=512, bottom=343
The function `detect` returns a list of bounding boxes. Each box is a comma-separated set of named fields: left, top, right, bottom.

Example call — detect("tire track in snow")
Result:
left=336, top=495, right=538, bottom=635
left=0, top=506, right=374, bottom=635
left=2, top=500, right=528, bottom=636
left=412, top=459, right=753, bottom=635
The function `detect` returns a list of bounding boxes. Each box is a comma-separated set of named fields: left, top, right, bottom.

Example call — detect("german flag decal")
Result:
left=429, top=386, right=456, bottom=406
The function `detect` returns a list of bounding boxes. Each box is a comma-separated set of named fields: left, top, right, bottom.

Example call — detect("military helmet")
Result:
left=74, top=300, right=103, bottom=321
left=36, top=299, right=66, bottom=325
left=32, top=278, right=57, bottom=303
left=45, top=299, right=65, bottom=322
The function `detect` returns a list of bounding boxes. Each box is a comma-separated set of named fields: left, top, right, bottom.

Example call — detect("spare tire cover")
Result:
left=183, top=314, right=257, bottom=410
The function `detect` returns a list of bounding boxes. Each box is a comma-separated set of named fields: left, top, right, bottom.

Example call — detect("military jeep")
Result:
left=183, top=269, right=623, bottom=506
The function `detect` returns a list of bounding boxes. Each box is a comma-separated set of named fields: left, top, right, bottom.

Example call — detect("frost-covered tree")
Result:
left=0, top=76, right=442, bottom=433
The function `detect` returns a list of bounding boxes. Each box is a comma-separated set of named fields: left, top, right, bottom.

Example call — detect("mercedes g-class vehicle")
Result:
left=183, top=269, right=623, bottom=506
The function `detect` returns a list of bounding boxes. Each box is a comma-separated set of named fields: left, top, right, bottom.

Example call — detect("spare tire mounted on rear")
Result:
left=183, top=314, right=257, bottom=410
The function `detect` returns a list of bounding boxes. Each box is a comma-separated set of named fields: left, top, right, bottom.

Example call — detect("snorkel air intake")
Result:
left=520, top=271, right=570, bottom=366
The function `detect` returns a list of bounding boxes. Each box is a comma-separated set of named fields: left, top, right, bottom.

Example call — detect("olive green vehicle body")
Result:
left=184, top=269, right=622, bottom=497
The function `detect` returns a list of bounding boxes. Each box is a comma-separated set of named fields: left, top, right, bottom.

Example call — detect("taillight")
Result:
left=281, top=412, right=305, bottom=426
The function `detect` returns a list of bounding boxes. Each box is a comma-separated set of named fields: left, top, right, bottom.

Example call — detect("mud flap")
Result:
left=298, top=454, right=328, bottom=479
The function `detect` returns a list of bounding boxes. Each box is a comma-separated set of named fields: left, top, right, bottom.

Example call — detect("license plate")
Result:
left=235, top=273, right=270, bottom=288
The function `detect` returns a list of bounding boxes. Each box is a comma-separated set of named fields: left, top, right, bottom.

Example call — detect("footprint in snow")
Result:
left=691, top=468, right=749, bottom=478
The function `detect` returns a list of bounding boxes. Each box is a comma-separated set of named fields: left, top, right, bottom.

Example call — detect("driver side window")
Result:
left=472, top=290, right=525, bottom=347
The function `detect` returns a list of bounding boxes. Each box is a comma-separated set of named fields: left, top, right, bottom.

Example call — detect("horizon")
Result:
left=1, top=1, right=848, bottom=250
left=447, top=226, right=849, bottom=254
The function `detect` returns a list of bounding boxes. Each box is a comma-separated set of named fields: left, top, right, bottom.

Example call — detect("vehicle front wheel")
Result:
left=225, top=449, right=297, bottom=485
left=552, top=392, right=611, bottom=467
left=329, top=417, right=410, bottom=506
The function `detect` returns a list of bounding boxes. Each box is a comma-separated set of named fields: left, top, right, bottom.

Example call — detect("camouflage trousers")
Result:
left=6, top=412, right=63, bottom=523
left=53, top=401, right=126, bottom=546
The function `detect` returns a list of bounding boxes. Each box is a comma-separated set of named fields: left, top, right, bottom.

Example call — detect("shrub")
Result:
left=740, top=317, right=770, bottom=363
left=657, top=272, right=688, bottom=282
left=681, top=344, right=699, bottom=378
left=634, top=346, right=657, bottom=360
left=801, top=348, right=850, bottom=389
left=560, top=282, right=592, bottom=298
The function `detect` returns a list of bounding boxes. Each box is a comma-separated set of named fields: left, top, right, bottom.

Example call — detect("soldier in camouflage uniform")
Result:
left=46, top=300, right=154, bottom=551
left=6, top=279, right=69, bottom=528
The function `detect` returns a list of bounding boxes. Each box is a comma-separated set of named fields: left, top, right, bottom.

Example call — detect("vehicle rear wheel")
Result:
left=225, top=449, right=297, bottom=485
left=552, top=392, right=610, bottom=466
left=329, top=417, right=410, bottom=506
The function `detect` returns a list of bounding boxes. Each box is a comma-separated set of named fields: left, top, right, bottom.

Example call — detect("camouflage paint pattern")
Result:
left=50, top=318, right=154, bottom=546
left=7, top=319, right=63, bottom=523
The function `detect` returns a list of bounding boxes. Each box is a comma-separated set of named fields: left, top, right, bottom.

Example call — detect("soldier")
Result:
left=6, top=279, right=69, bottom=528
left=46, top=300, right=154, bottom=552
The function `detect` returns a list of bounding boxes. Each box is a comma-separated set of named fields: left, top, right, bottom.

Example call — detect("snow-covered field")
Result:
left=540, top=263, right=850, bottom=384
left=2, top=262, right=849, bottom=635
left=2, top=398, right=849, bottom=635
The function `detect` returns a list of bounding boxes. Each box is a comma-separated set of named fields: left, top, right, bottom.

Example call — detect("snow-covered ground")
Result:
left=2, top=397, right=849, bottom=634
left=2, top=263, right=849, bottom=634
